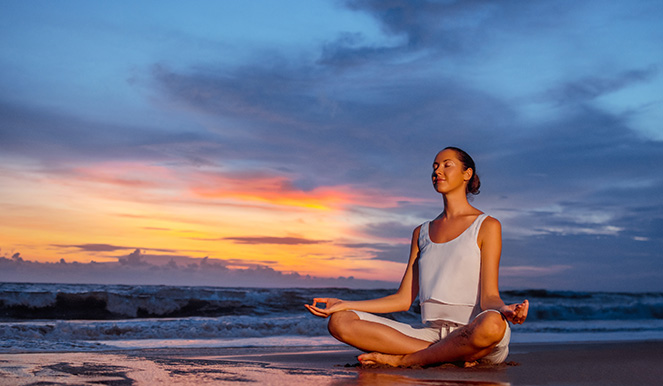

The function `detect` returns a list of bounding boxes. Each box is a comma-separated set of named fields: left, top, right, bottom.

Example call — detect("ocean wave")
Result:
left=2, top=283, right=663, bottom=352
left=0, top=314, right=328, bottom=343
left=502, top=289, right=663, bottom=321
left=2, top=284, right=662, bottom=322
left=0, top=283, right=394, bottom=320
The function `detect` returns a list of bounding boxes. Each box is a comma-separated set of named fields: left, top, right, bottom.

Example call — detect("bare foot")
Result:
left=358, top=352, right=405, bottom=367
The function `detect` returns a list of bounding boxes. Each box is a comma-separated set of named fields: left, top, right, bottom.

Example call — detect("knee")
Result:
left=327, top=311, right=358, bottom=341
left=470, top=311, right=506, bottom=349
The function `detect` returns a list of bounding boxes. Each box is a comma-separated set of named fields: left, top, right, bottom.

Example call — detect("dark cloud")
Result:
left=361, top=221, right=419, bottom=240
left=0, top=253, right=395, bottom=289
left=542, top=66, right=659, bottom=106
left=340, top=0, right=570, bottom=62
left=0, top=99, right=215, bottom=165
left=339, top=242, right=409, bottom=263
left=222, top=258, right=280, bottom=268
left=53, top=244, right=179, bottom=254
left=342, top=0, right=478, bottom=51
left=151, top=59, right=515, bottom=196
left=317, top=31, right=404, bottom=68
left=118, top=249, right=146, bottom=266
left=481, top=105, right=663, bottom=206
left=501, top=230, right=663, bottom=292
left=53, top=243, right=133, bottom=252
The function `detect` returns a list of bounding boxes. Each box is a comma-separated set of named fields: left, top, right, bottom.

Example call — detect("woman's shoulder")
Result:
left=413, top=223, right=424, bottom=237
left=478, top=215, right=502, bottom=235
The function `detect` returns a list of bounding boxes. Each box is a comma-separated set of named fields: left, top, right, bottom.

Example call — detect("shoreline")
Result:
left=1, top=340, right=661, bottom=385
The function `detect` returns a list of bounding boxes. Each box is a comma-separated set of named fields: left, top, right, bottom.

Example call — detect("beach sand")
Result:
left=1, top=341, right=661, bottom=385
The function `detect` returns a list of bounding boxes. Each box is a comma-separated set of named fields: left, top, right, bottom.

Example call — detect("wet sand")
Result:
left=1, top=341, right=661, bottom=385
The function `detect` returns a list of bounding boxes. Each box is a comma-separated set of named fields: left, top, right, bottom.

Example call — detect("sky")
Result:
left=1, top=0, right=662, bottom=291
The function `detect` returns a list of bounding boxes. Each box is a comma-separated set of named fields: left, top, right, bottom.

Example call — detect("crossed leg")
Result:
left=327, top=311, right=433, bottom=354
left=357, top=310, right=508, bottom=367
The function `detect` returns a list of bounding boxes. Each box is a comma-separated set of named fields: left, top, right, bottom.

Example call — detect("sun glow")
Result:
left=1, top=160, right=411, bottom=283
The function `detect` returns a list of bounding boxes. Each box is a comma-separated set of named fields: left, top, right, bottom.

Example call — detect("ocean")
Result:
left=1, top=283, right=662, bottom=353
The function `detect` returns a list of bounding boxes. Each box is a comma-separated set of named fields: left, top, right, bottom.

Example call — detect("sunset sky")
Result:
left=1, top=0, right=662, bottom=291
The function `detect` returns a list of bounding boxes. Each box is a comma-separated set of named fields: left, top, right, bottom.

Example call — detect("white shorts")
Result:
left=351, top=309, right=511, bottom=364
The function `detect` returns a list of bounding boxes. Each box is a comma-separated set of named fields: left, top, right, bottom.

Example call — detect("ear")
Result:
left=463, top=168, right=473, bottom=181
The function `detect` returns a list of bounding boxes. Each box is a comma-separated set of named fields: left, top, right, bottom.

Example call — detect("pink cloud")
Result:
left=190, top=169, right=430, bottom=210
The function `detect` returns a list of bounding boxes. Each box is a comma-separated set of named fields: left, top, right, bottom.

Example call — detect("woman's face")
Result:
left=432, top=149, right=471, bottom=195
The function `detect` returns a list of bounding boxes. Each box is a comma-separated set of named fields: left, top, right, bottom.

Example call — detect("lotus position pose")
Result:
left=306, top=147, right=529, bottom=367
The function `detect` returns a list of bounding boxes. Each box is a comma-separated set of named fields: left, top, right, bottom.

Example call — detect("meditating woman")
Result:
left=306, top=146, right=529, bottom=367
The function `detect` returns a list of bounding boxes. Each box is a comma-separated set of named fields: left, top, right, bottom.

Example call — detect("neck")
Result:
left=441, top=191, right=473, bottom=218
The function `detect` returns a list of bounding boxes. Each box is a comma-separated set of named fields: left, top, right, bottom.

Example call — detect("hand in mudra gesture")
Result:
left=305, top=298, right=346, bottom=318
left=499, top=299, right=529, bottom=324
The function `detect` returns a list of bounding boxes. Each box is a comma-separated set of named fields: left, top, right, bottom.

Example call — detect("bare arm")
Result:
left=478, top=217, right=528, bottom=324
left=305, top=226, right=422, bottom=317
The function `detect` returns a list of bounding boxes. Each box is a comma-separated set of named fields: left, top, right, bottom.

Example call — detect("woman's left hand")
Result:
left=499, top=299, right=529, bottom=324
left=304, top=298, right=346, bottom=318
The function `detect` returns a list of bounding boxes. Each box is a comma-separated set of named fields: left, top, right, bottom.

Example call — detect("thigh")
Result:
left=352, top=311, right=440, bottom=343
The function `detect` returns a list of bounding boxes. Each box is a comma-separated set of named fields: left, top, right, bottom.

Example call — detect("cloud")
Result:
left=190, top=168, right=427, bottom=210
left=542, top=66, right=659, bottom=106
left=222, top=236, right=328, bottom=245
left=499, top=229, right=663, bottom=291
left=317, top=31, right=404, bottom=68
left=339, top=242, right=410, bottom=263
left=0, top=252, right=396, bottom=289
left=0, top=99, right=215, bottom=166
left=361, top=221, right=419, bottom=240
left=2, top=0, right=662, bottom=292
left=52, top=244, right=179, bottom=254
left=118, top=249, right=147, bottom=266
left=149, top=58, right=515, bottom=202
left=480, top=104, right=663, bottom=225
left=53, top=243, right=133, bottom=252
left=341, top=0, right=477, bottom=53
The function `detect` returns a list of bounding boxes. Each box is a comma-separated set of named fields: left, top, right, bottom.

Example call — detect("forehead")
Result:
left=434, top=149, right=459, bottom=163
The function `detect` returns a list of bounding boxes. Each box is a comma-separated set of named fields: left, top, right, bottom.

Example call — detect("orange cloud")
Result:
left=190, top=170, right=423, bottom=211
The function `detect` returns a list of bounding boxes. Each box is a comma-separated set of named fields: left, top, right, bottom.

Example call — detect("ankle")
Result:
left=399, top=353, right=416, bottom=367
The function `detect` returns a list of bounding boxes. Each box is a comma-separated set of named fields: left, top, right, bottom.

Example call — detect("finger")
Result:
left=513, top=301, right=529, bottom=324
left=305, top=307, right=327, bottom=318
left=305, top=304, right=324, bottom=313
left=519, top=300, right=529, bottom=321
left=305, top=304, right=329, bottom=318
left=311, top=298, right=329, bottom=308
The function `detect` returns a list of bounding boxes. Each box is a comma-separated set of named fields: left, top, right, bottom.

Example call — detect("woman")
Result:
left=305, top=147, right=529, bottom=367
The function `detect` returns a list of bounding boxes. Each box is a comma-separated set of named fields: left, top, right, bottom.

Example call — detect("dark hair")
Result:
left=443, top=146, right=480, bottom=195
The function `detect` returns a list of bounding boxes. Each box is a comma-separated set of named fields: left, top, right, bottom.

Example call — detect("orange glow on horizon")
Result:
left=0, top=160, right=418, bottom=283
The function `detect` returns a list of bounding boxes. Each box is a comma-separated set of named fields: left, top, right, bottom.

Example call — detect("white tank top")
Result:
left=417, top=214, right=488, bottom=325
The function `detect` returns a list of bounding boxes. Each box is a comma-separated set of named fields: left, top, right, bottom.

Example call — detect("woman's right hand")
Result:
left=499, top=299, right=529, bottom=325
left=304, top=298, right=346, bottom=318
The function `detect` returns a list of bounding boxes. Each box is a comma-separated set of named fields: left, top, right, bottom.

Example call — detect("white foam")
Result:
left=98, top=336, right=340, bottom=349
